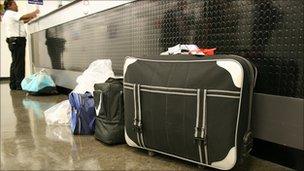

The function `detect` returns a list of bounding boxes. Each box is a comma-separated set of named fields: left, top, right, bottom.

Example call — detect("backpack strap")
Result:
left=69, top=92, right=81, bottom=111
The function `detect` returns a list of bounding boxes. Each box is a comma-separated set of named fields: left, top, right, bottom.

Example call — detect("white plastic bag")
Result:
left=73, top=59, right=115, bottom=94
left=44, top=100, right=71, bottom=125
left=160, top=44, right=201, bottom=55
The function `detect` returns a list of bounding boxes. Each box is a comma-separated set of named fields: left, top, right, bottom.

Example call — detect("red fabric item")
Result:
left=190, top=48, right=216, bottom=56
left=201, top=48, right=216, bottom=56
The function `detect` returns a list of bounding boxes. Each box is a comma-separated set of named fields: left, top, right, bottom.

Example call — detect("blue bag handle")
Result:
left=69, top=92, right=81, bottom=110
left=85, top=91, right=95, bottom=131
left=69, top=92, right=81, bottom=133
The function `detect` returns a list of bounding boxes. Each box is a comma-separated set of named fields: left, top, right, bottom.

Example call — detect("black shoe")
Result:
left=10, top=86, right=17, bottom=90
left=16, top=86, right=22, bottom=90
left=9, top=82, right=16, bottom=90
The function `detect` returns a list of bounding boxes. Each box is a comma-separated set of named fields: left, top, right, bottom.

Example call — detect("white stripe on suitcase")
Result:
left=141, top=84, right=197, bottom=92
left=124, top=83, right=240, bottom=95
left=133, top=84, right=142, bottom=147
left=202, top=89, right=208, bottom=164
left=137, top=84, right=146, bottom=148
left=194, top=89, right=200, bottom=138
left=207, top=94, right=240, bottom=99
left=207, top=89, right=240, bottom=94
left=141, top=89, right=197, bottom=96
left=198, top=143, right=203, bottom=163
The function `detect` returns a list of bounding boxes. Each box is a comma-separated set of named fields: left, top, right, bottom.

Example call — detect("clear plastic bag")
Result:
left=44, top=100, right=71, bottom=125
left=46, top=125, right=73, bottom=143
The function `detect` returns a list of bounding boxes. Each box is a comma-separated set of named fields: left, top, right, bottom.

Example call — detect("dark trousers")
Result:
left=6, top=37, right=26, bottom=89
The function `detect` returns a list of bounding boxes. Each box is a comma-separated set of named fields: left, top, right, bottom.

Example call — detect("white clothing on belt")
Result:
left=2, top=10, right=26, bottom=38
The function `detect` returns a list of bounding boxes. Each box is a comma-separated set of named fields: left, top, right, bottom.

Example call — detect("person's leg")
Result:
left=14, top=39, right=26, bottom=89
left=7, top=41, right=17, bottom=90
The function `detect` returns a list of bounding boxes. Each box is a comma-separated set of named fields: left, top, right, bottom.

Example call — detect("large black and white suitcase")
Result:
left=123, top=55, right=255, bottom=170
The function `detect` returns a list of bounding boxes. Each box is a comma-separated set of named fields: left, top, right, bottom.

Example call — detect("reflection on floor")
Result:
left=0, top=82, right=293, bottom=170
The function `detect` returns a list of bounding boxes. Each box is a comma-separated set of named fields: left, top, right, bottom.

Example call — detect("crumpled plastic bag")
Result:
left=21, top=69, right=57, bottom=93
left=160, top=44, right=201, bottom=55
left=44, top=100, right=71, bottom=125
left=73, top=59, right=115, bottom=94
left=160, top=44, right=216, bottom=56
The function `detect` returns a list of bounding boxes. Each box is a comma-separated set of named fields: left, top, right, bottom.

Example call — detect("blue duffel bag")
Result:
left=69, top=92, right=96, bottom=135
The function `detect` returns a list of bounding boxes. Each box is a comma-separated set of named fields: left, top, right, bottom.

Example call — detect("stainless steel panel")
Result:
left=252, top=93, right=304, bottom=150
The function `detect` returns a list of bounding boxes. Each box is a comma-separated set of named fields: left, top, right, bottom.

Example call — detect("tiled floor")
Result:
left=0, top=82, right=293, bottom=170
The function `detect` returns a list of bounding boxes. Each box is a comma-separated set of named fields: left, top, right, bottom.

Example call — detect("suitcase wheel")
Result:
left=148, top=151, right=156, bottom=156
left=197, top=165, right=205, bottom=169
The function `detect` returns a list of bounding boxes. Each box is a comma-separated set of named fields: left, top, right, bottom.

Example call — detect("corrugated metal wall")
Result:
left=31, top=0, right=304, bottom=98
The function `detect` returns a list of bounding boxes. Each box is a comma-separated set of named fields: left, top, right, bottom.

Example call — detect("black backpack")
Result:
left=93, top=78, right=125, bottom=144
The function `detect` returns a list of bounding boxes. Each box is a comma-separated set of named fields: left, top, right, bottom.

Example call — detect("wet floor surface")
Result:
left=0, top=82, right=293, bottom=170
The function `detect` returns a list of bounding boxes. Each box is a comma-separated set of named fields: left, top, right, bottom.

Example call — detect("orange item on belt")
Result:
left=190, top=48, right=217, bottom=56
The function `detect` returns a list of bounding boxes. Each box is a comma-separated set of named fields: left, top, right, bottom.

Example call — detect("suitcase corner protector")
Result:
left=210, top=146, right=237, bottom=170
left=124, top=129, right=139, bottom=148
